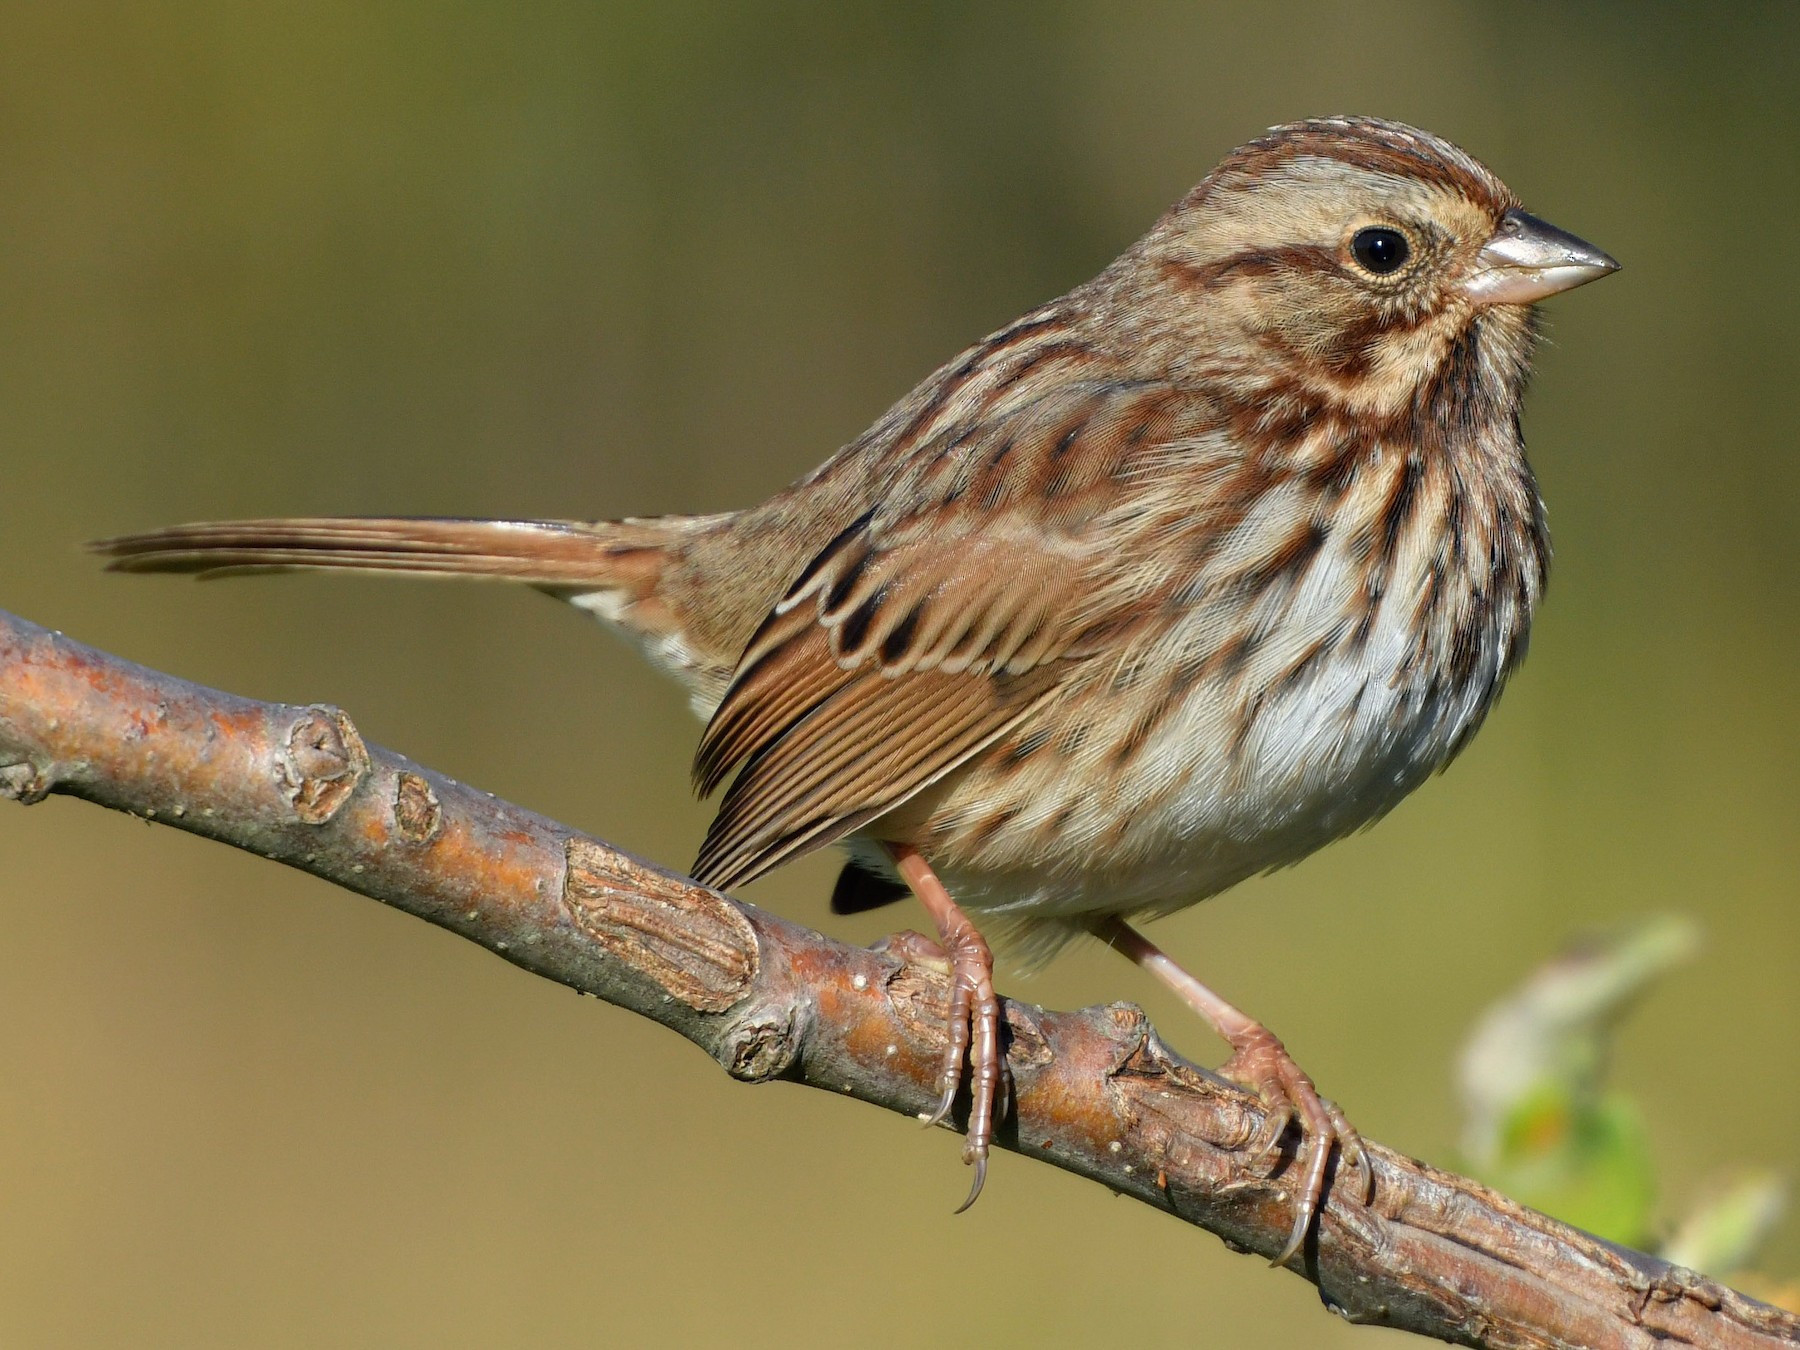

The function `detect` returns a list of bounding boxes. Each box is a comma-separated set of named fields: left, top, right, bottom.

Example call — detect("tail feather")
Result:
left=91, top=516, right=664, bottom=587
left=93, top=513, right=741, bottom=705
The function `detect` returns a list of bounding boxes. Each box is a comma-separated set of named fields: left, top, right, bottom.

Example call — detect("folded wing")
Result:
left=690, top=378, right=1199, bottom=889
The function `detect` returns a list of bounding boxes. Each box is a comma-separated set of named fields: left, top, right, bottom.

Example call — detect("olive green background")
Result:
left=3, top=3, right=1796, bottom=1346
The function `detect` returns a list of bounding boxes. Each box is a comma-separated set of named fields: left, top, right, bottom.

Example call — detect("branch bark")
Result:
left=0, top=606, right=1790, bottom=1349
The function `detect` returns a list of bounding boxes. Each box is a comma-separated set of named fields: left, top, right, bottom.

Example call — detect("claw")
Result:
left=1341, top=1126, right=1377, bottom=1205
left=1273, top=1202, right=1311, bottom=1268
left=952, top=1153, right=988, bottom=1215
left=921, top=1083, right=956, bottom=1129
left=995, top=1044, right=1016, bottom=1126
left=1249, top=1101, right=1295, bottom=1173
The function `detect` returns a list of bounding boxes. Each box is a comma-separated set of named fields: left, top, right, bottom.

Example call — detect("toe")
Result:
left=873, top=929, right=950, bottom=972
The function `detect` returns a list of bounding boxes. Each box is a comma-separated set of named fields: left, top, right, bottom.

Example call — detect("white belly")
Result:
left=909, top=524, right=1525, bottom=929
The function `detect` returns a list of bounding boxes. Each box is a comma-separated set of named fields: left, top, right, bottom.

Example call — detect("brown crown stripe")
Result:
left=1193, top=120, right=1512, bottom=216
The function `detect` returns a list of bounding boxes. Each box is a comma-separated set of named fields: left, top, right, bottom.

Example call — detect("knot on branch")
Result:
left=720, top=1007, right=802, bottom=1082
left=277, top=707, right=368, bottom=824
left=562, top=837, right=758, bottom=1013
left=392, top=772, right=442, bottom=843
left=1632, top=1263, right=1729, bottom=1318
left=0, top=758, right=52, bottom=804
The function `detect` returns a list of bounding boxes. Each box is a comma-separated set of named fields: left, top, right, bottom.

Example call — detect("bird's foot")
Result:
left=1220, top=1023, right=1373, bottom=1266
left=1089, top=915, right=1373, bottom=1265
left=882, top=844, right=1009, bottom=1212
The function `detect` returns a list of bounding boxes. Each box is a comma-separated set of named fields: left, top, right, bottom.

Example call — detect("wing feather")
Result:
left=689, top=379, right=1205, bottom=890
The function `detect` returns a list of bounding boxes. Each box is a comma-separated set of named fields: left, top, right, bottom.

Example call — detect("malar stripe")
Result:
left=1319, top=307, right=1437, bottom=381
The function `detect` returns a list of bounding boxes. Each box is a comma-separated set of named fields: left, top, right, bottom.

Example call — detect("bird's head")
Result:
left=1124, top=117, right=1618, bottom=419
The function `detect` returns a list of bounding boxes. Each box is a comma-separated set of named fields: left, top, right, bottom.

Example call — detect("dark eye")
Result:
left=1351, top=226, right=1411, bottom=275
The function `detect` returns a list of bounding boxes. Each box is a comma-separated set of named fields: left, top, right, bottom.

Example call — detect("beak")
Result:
left=1461, top=208, right=1620, bottom=306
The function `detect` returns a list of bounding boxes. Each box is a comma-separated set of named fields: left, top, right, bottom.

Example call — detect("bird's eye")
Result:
left=1350, top=226, right=1411, bottom=275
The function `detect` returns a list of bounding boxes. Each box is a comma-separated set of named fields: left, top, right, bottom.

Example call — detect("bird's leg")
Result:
left=1091, top=915, right=1372, bottom=1265
left=884, top=842, right=1005, bottom=1213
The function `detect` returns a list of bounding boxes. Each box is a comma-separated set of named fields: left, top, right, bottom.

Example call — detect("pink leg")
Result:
left=885, top=842, right=1006, bottom=1213
left=1093, top=916, right=1372, bottom=1265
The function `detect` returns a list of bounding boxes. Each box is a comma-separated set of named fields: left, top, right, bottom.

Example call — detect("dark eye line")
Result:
left=1160, top=243, right=1342, bottom=292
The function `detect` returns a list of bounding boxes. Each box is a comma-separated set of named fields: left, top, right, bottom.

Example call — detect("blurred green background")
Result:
left=3, top=2, right=1797, bottom=1345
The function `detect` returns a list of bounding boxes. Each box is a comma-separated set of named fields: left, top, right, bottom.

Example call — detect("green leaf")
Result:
left=1478, top=1082, right=1657, bottom=1247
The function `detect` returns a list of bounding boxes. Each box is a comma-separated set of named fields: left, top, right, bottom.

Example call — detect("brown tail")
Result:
left=92, top=516, right=674, bottom=587
left=94, top=512, right=754, bottom=712
left=96, top=513, right=741, bottom=690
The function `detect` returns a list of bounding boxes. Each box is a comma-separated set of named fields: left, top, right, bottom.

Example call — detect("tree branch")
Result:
left=0, top=606, right=1790, bottom=1349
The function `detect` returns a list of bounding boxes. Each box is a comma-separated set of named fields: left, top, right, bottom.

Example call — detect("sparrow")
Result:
left=95, top=116, right=1618, bottom=1262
